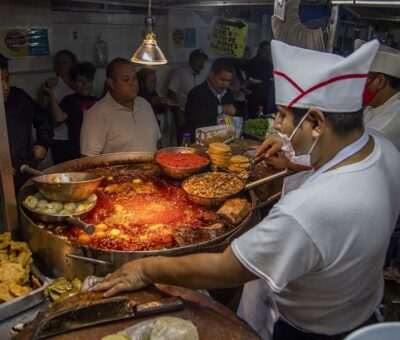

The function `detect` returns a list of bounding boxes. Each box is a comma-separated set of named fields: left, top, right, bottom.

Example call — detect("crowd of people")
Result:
left=1, top=36, right=400, bottom=339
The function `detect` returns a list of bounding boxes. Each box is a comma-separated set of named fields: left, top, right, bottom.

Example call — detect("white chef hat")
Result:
left=354, top=39, right=400, bottom=78
left=271, top=39, right=379, bottom=112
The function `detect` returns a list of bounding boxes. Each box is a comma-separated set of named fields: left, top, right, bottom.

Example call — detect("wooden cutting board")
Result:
left=15, top=284, right=260, bottom=340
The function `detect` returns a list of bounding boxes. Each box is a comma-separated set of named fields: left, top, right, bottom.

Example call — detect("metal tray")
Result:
left=0, top=265, right=48, bottom=322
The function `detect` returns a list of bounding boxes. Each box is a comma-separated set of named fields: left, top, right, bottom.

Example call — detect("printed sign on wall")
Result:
left=0, top=27, right=50, bottom=58
left=209, top=18, right=248, bottom=58
left=172, top=28, right=197, bottom=49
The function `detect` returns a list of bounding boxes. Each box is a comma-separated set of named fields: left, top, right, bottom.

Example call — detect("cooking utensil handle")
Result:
left=20, top=164, right=44, bottom=177
left=244, top=169, right=290, bottom=190
left=66, top=254, right=115, bottom=267
left=65, top=217, right=95, bottom=234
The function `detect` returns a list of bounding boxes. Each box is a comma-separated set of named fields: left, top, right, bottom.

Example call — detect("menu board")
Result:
left=209, top=18, right=248, bottom=58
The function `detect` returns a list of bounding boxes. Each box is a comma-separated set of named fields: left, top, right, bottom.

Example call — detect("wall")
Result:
left=1, top=1, right=265, bottom=99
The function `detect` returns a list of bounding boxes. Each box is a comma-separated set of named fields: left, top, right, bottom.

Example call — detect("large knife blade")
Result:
left=32, top=296, right=184, bottom=339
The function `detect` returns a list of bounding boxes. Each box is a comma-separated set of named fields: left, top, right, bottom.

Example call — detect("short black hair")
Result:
left=386, top=74, right=400, bottom=90
left=106, top=58, right=133, bottom=78
left=137, top=67, right=156, bottom=85
left=258, top=41, right=270, bottom=50
left=0, top=53, right=8, bottom=70
left=292, top=107, right=363, bottom=136
left=210, top=58, right=234, bottom=75
left=55, top=50, right=77, bottom=65
left=70, top=62, right=96, bottom=81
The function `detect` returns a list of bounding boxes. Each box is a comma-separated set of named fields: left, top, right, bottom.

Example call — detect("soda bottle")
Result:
left=181, top=132, right=191, bottom=147
left=257, top=105, right=264, bottom=118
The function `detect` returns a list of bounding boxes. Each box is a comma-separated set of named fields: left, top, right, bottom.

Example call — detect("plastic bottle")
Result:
left=181, top=132, right=191, bottom=147
left=257, top=105, right=264, bottom=118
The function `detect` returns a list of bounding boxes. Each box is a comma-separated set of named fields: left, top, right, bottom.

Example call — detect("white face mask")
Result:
left=279, top=111, right=319, bottom=196
left=278, top=111, right=319, bottom=167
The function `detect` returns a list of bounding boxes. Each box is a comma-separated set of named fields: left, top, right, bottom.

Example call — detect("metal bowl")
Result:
left=182, top=172, right=245, bottom=207
left=32, top=172, right=103, bottom=202
left=154, top=147, right=210, bottom=180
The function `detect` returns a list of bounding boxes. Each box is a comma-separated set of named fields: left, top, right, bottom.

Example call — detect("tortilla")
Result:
left=8, top=282, right=32, bottom=297
left=0, top=261, right=29, bottom=285
left=0, top=232, right=11, bottom=250
left=0, top=282, right=13, bottom=302
left=151, top=316, right=199, bottom=340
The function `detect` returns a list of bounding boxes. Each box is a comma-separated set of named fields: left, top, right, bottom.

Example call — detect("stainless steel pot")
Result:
left=18, top=152, right=259, bottom=280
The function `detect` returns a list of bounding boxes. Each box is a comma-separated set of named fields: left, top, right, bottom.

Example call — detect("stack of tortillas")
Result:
left=228, top=155, right=250, bottom=178
left=208, top=143, right=231, bottom=170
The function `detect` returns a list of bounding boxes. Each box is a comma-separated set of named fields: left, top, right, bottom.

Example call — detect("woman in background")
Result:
left=38, top=50, right=78, bottom=164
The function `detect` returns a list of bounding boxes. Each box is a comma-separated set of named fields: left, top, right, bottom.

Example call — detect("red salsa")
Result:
left=156, top=152, right=208, bottom=168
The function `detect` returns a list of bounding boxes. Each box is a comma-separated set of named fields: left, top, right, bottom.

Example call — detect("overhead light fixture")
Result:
left=131, top=0, right=167, bottom=65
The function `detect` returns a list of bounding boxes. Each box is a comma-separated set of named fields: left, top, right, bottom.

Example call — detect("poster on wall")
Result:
left=0, top=27, right=50, bottom=58
left=274, top=0, right=286, bottom=21
left=209, top=18, right=248, bottom=58
left=172, top=28, right=196, bottom=49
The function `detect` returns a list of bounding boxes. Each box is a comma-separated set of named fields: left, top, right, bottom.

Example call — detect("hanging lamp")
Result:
left=131, top=0, right=167, bottom=65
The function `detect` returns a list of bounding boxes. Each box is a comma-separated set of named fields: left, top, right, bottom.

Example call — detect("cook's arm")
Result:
left=94, top=246, right=257, bottom=297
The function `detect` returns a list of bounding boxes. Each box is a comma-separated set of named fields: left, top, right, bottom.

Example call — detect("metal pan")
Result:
left=20, top=165, right=103, bottom=202
left=182, top=170, right=289, bottom=206
left=18, top=185, right=96, bottom=234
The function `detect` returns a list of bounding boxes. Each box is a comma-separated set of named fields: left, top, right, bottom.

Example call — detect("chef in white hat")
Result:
left=94, top=41, right=400, bottom=340
left=355, top=39, right=400, bottom=151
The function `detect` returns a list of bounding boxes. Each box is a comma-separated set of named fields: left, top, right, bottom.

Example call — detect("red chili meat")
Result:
left=156, top=152, right=208, bottom=168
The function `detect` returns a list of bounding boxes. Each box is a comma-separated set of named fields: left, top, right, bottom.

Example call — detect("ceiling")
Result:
left=64, top=0, right=327, bottom=9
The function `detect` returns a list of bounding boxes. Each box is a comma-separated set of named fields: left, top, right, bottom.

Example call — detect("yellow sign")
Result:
left=0, top=28, right=49, bottom=58
left=210, top=18, right=248, bottom=58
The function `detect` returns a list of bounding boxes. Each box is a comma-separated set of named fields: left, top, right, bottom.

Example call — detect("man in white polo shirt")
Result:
left=80, top=58, right=161, bottom=156
left=94, top=40, right=400, bottom=339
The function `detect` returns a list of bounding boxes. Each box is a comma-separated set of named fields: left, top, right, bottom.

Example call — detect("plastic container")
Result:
left=181, top=132, right=191, bottom=147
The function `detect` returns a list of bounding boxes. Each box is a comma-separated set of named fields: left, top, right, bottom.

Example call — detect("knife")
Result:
left=32, top=296, right=184, bottom=339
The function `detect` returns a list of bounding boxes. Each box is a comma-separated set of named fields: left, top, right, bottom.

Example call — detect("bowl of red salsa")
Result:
left=154, top=147, right=210, bottom=180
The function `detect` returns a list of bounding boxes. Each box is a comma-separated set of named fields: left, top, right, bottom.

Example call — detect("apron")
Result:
left=238, top=131, right=370, bottom=340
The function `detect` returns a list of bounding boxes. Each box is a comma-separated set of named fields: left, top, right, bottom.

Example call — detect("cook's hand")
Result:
left=263, top=154, right=291, bottom=170
left=33, top=145, right=47, bottom=161
left=255, top=133, right=284, bottom=159
left=45, top=77, right=58, bottom=89
left=93, top=260, right=150, bottom=297
left=221, top=104, right=236, bottom=116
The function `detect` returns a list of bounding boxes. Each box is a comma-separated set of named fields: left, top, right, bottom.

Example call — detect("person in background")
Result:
left=43, top=62, right=97, bottom=161
left=137, top=67, right=167, bottom=119
left=229, top=57, right=250, bottom=118
left=80, top=58, right=161, bottom=156
left=168, top=49, right=208, bottom=142
left=242, top=41, right=273, bottom=118
left=0, top=54, right=53, bottom=190
left=93, top=40, right=400, bottom=340
left=185, top=58, right=236, bottom=139
left=358, top=41, right=400, bottom=151
left=38, top=50, right=77, bottom=164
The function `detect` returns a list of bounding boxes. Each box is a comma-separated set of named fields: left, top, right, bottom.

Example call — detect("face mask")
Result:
left=362, top=76, right=383, bottom=106
left=278, top=112, right=319, bottom=167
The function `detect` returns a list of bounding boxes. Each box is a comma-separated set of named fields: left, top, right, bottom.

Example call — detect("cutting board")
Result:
left=15, top=284, right=260, bottom=339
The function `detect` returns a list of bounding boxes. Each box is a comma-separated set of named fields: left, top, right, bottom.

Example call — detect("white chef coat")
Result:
left=232, top=131, right=400, bottom=337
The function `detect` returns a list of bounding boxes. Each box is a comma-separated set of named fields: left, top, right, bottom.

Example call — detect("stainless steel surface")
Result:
left=0, top=76, right=18, bottom=236
left=0, top=265, right=48, bottom=322
left=154, top=147, right=210, bottom=180
left=327, top=4, right=340, bottom=53
left=18, top=152, right=257, bottom=280
left=18, top=185, right=96, bottom=235
left=21, top=164, right=104, bottom=202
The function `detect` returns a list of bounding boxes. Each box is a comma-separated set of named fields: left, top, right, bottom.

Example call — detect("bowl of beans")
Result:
left=154, top=147, right=210, bottom=180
